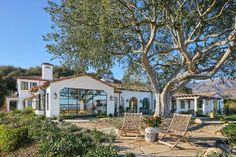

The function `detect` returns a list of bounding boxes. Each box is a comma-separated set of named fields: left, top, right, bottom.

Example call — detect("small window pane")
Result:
left=180, top=100, right=185, bottom=109
left=30, top=82, right=37, bottom=88
left=21, top=82, right=28, bottom=90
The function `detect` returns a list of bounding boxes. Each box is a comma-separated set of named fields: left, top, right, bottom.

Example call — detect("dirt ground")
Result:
left=74, top=118, right=227, bottom=157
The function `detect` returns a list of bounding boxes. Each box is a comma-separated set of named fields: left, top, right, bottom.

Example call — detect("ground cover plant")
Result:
left=222, top=123, right=236, bottom=144
left=0, top=108, right=118, bottom=157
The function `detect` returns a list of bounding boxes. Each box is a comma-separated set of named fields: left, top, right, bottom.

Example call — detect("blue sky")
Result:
left=0, top=0, right=123, bottom=79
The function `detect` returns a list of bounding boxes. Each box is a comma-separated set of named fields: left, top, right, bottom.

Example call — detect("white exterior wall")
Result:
left=17, top=79, right=46, bottom=109
left=119, top=90, right=154, bottom=112
left=45, top=87, right=51, bottom=117
left=48, top=76, right=115, bottom=117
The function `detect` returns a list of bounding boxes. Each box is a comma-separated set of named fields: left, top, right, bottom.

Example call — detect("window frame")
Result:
left=21, top=81, right=29, bottom=90
left=180, top=100, right=185, bottom=109
left=30, top=82, right=37, bottom=88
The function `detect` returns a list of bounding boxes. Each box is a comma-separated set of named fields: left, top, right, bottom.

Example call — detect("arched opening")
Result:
left=9, top=100, right=17, bottom=111
left=140, top=98, right=150, bottom=114
left=129, top=97, right=138, bottom=113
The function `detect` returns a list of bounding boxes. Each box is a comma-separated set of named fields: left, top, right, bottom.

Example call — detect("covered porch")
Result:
left=172, top=93, right=223, bottom=116
left=6, top=97, right=19, bottom=112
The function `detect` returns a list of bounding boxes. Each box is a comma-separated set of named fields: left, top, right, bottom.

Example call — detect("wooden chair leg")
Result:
left=171, top=138, right=182, bottom=150
left=157, top=134, right=166, bottom=144
left=183, top=137, right=193, bottom=147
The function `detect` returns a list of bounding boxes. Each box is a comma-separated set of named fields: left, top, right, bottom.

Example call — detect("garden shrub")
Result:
left=0, top=109, right=118, bottom=156
left=85, top=145, right=118, bottom=157
left=0, top=124, right=29, bottom=152
left=61, top=123, right=82, bottom=133
left=0, top=112, right=5, bottom=118
left=125, top=152, right=136, bottom=157
left=28, top=117, right=60, bottom=141
left=21, top=107, right=34, bottom=115
left=38, top=129, right=94, bottom=157
left=224, top=99, right=236, bottom=115
left=222, top=124, right=236, bottom=144
left=223, top=115, right=236, bottom=122
left=96, top=114, right=107, bottom=118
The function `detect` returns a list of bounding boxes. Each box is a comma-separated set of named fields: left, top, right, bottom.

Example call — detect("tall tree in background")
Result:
left=45, top=0, right=236, bottom=116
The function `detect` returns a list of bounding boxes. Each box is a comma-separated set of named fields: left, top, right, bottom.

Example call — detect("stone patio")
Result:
left=74, top=119, right=226, bottom=157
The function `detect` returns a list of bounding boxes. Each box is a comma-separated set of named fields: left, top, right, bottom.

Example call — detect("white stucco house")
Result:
left=5, top=63, right=224, bottom=117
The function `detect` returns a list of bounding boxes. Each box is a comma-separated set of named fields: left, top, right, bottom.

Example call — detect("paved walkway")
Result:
left=74, top=119, right=226, bottom=156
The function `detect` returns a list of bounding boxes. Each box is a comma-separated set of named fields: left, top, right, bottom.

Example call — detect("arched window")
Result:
left=142, top=98, right=150, bottom=109
left=129, top=97, right=138, bottom=113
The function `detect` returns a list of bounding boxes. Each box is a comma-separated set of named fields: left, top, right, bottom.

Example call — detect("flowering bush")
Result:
left=143, top=116, right=161, bottom=127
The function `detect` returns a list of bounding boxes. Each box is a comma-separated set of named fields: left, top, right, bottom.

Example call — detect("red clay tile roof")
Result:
left=30, top=81, right=50, bottom=93
left=17, top=76, right=49, bottom=81
left=174, top=92, right=221, bottom=99
left=27, top=73, right=152, bottom=92
left=24, top=95, right=37, bottom=100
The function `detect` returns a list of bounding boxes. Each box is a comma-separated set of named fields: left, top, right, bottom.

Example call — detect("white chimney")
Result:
left=42, top=63, right=53, bottom=80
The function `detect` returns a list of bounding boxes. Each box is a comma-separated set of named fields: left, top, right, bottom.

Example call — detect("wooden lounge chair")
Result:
left=157, top=113, right=192, bottom=150
left=119, top=112, right=142, bottom=140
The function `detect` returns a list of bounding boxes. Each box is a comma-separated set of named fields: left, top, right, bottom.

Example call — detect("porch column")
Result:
left=194, top=97, right=198, bottom=115
left=6, top=99, right=10, bottom=112
left=202, top=99, right=206, bottom=114
left=176, top=99, right=180, bottom=113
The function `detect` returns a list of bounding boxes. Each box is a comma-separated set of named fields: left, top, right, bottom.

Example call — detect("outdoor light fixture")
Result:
left=54, top=92, right=58, bottom=99
left=126, top=99, right=129, bottom=102
left=110, top=95, right=114, bottom=101
left=140, top=100, right=142, bottom=103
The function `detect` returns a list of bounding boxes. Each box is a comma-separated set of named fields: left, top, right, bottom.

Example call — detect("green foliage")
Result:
left=0, top=125, right=29, bottom=152
left=85, top=145, right=118, bottom=157
left=90, top=129, right=116, bottom=144
left=223, top=115, right=236, bottom=122
left=143, top=116, right=161, bottom=127
left=224, top=99, right=236, bottom=115
left=222, top=124, right=236, bottom=144
left=125, top=152, right=136, bottom=157
left=21, top=107, right=34, bottom=115
left=96, top=113, right=107, bottom=118
left=38, top=130, right=94, bottom=157
left=57, top=114, right=64, bottom=121
left=0, top=65, right=78, bottom=107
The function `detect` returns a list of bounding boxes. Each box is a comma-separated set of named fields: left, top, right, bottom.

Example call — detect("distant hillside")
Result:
left=190, top=79, right=236, bottom=100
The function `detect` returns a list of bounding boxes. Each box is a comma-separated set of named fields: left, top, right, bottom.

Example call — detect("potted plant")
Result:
left=209, top=111, right=216, bottom=119
left=143, top=116, right=161, bottom=142
left=57, top=114, right=64, bottom=125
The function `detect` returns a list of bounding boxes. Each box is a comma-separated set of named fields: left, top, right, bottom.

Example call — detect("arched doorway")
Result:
left=129, top=97, right=138, bottom=113
left=141, top=98, right=150, bottom=114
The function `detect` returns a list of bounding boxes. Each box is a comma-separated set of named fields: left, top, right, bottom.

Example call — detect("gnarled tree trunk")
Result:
left=154, top=90, right=172, bottom=117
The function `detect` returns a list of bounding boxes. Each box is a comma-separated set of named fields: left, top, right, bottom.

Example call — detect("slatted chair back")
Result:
left=122, top=112, right=143, bottom=130
left=168, top=113, right=192, bottom=135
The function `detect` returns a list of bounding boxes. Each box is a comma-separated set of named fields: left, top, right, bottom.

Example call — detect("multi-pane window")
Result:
left=59, top=88, right=107, bottom=116
left=21, top=82, right=28, bottom=90
left=36, top=94, right=45, bottom=111
left=180, top=100, right=185, bottom=109
left=186, top=100, right=191, bottom=109
left=30, top=82, right=37, bottom=88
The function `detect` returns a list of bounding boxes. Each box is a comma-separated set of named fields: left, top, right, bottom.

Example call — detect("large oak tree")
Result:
left=45, top=0, right=236, bottom=116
